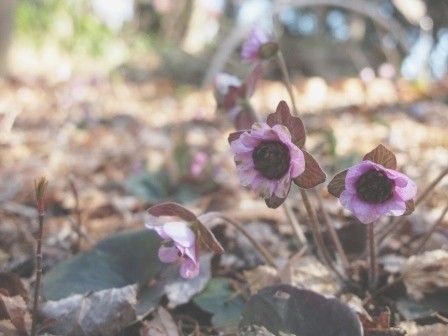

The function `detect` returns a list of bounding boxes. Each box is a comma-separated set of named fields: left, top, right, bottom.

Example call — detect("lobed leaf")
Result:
left=294, top=151, right=326, bottom=189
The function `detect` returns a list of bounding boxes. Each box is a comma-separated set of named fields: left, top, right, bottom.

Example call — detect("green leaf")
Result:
left=43, top=229, right=212, bottom=319
left=239, top=285, right=363, bottom=336
left=42, top=230, right=163, bottom=301
left=194, top=278, right=245, bottom=333
left=125, top=171, right=169, bottom=203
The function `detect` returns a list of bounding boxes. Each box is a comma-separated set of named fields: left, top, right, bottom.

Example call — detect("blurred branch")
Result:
left=274, top=0, right=411, bottom=51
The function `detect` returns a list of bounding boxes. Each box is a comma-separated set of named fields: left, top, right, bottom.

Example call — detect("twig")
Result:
left=69, top=177, right=83, bottom=252
left=367, top=222, right=378, bottom=289
left=300, top=190, right=346, bottom=282
left=411, top=202, right=448, bottom=255
left=314, top=189, right=350, bottom=269
left=31, top=177, right=48, bottom=336
left=206, top=212, right=278, bottom=269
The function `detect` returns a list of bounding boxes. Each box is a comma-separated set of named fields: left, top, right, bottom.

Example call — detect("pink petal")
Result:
left=271, top=124, right=293, bottom=144
left=230, top=139, right=253, bottom=154
left=237, top=167, right=258, bottom=186
left=158, top=246, right=179, bottom=263
left=179, top=258, right=200, bottom=279
left=340, top=191, right=381, bottom=224
left=162, top=221, right=196, bottom=248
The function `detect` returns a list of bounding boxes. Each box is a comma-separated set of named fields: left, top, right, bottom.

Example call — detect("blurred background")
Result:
left=0, top=0, right=447, bottom=284
left=1, top=1, right=448, bottom=334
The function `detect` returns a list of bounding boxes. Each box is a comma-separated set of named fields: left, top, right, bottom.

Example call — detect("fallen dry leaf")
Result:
left=402, top=249, right=448, bottom=300
left=40, top=285, right=137, bottom=336
left=243, top=265, right=280, bottom=295
left=0, top=293, right=29, bottom=334
left=399, top=322, right=448, bottom=336
left=140, top=307, right=179, bottom=336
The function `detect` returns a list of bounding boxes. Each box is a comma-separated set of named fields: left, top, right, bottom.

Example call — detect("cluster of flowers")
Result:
left=147, top=26, right=417, bottom=279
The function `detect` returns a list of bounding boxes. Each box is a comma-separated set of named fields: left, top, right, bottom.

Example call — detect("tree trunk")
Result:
left=0, top=0, right=16, bottom=77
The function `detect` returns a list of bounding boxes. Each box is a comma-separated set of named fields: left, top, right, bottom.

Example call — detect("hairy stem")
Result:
left=315, top=189, right=350, bottom=269
left=367, top=222, right=378, bottom=289
left=283, top=200, right=307, bottom=247
left=301, top=190, right=346, bottom=282
left=276, top=51, right=298, bottom=115
left=31, top=212, right=44, bottom=336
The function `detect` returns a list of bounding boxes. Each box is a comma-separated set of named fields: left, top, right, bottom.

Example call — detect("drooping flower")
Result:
left=241, top=26, right=278, bottom=62
left=228, top=101, right=326, bottom=208
left=146, top=220, right=200, bottom=278
left=328, top=145, right=417, bottom=224
left=146, top=202, right=224, bottom=279
left=214, top=64, right=262, bottom=129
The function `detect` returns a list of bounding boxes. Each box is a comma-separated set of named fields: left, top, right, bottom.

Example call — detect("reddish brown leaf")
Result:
left=148, top=203, right=224, bottom=254
left=328, top=170, right=348, bottom=198
left=267, top=101, right=306, bottom=148
left=228, top=131, right=245, bottom=144
left=265, top=195, right=287, bottom=209
left=196, top=222, right=224, bottom=255
left=363, top=145, right=397, bottom=170
left=147, top=202, right=197, bottom=222
left=294, top=151, right=326, bottom=189
left=404, top=200, right=415, bottom=215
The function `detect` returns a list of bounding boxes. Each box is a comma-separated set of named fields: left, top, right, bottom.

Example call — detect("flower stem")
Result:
left=301, top=190, right=346, bottom=282
left=367, top=222, right=378, bottom=289
left=207, top=213, right=278, bottom=269
left=283, top=201, right=307, bottom=247
left=276, top=46, right=346, bottom=282
left=31, top=211, right=44, bottom=336
left=276, top=51, right=298, bottom=116
left=315, top=189, right=350, bottom=269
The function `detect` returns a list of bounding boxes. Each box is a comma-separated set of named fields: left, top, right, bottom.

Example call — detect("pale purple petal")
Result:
left=162, top=221, right=195, bottom=248
left=147, top=225, right=169, bottom=240
left=158, top=245, right=179, bottom=263
left=179, top=258, right=200, bottom=279
left=340, top=191, right=381, bottom=224
left=344, top=161, right=378, bottom=193
left=241, top=27, right=271, bottom=61
left=289, top=147, right=305, bottom=178
left=274, top=174, right=291, bottom=198
left=272, top=124, right=292, bottom=143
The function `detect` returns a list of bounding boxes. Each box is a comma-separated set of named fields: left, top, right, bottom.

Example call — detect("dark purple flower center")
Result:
left=253, top=140, right=290, bottom=180
left=356, top=169, right=394, bottom=203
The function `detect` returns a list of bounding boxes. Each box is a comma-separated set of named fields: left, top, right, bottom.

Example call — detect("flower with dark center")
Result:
left=328, top=145, right=417, bottom=224
left=146, top=202, right=224, bottom=279
left=253, top=141, right=291, bottom=180
left=229, top=101, right=326, bottom=208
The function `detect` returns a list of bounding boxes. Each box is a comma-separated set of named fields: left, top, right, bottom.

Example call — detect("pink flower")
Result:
left=213, top=65, right=262, bottom=130
left=146, top=220, right=200, bottom=279
left=229, top=101, right=326, bottom=208
left=146, top=202, right=224, bottom=279
left=241, top=26, right=278, bottom=61
left=328, top=145, right=417, bottom=224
